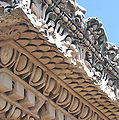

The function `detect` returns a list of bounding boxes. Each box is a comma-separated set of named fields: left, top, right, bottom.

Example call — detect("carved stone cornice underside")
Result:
left=0, top=0, right=119, bottom=99
left=0, top=18, right=119, bottom=120
left=5, top=0, right=118, bottom=101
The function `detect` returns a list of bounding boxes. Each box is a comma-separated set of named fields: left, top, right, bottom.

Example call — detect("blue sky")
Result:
left=76, top=0, right=119, bottom=46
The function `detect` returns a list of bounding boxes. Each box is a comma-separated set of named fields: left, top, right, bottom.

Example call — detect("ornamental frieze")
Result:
left=0, top=0, right=119, bottom=120
left=0, top=35, right=105, bottom=120
left=0, top=18, right=118, bottom=119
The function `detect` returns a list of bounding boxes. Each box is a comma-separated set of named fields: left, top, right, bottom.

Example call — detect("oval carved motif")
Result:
left=1, top=45, right=14, bottom=65
left=43, top=78, right=56, bottom=96
left=32, top=67, right=42, bottom=83
left=16, top=54, right=28, bottom=72
left=0, top=98, right=7, bottom=111
left=68, top=97, right=82, bottom=115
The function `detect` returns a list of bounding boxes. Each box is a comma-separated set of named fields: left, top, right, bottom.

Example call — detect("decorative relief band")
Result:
left=0, top=68, right=78, bottom=120
left=0, top=71, right=42, bottom=119
left=0, top=0, right=119, bottom=100
left=0, top=16, right=118, bottom=119
left=0, top=4, right=118, bottom=119
left=0, top=42, right=106, bottom=120
left=27, top=0, right=119, bottom=100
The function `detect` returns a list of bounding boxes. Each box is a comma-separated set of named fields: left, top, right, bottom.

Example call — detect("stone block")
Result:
left=55, top=110, right=64, bottom=120
left=65, top=116, right=71, bottom=120
left=20, top=90, right=35, bottom=108
left=8, top=81, right=24, bottom=101
left=41, top=103, right=55, bottom=120
left=0, top=73, right=12, bottom=92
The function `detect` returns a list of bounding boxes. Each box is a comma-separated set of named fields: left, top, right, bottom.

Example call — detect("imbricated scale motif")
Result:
left=0, top=0, right=119, bottom=98
left=0, top=20, right=118, bottom=119
left=0, top=43, right=104, bottom=119
left=0, top=0, right=119, bottom=120
left=5, top=0, right=118, bottom=99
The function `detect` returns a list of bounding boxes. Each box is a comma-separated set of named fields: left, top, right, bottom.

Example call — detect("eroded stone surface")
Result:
left=0, top=0, right=119, bottom=120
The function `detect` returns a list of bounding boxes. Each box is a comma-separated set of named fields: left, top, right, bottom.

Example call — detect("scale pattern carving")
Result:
left=0, top=44, right=104, bottom=120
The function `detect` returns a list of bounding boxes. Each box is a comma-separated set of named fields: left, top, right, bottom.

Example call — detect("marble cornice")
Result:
left=0, top=0, right=119, bottom=119
left=0, top=68, right=77, bottom=120
left=0, top=17, right=118, bottom=120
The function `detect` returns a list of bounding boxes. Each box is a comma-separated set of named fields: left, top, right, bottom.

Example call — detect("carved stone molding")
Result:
left=0, top=18, right=119, bottom=119
left=0, top=68, right=77, bottom=120
left=0, top=69, right=44, bottom=119
left=0, top=0, right=119, bottom=100
left=0, top=42, right=105, bottom=120
left=0, top=0, right=119, bottom=120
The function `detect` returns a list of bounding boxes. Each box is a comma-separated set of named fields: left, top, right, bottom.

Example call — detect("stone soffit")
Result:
left=0, top=0, right=119, bottom=120
left=0, top=14, right=118, bottom=120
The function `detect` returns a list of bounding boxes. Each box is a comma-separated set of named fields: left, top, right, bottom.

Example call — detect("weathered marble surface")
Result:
left=0, top=0, right=119, bottom=119
left=0, top=0, right=119, bottom=100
